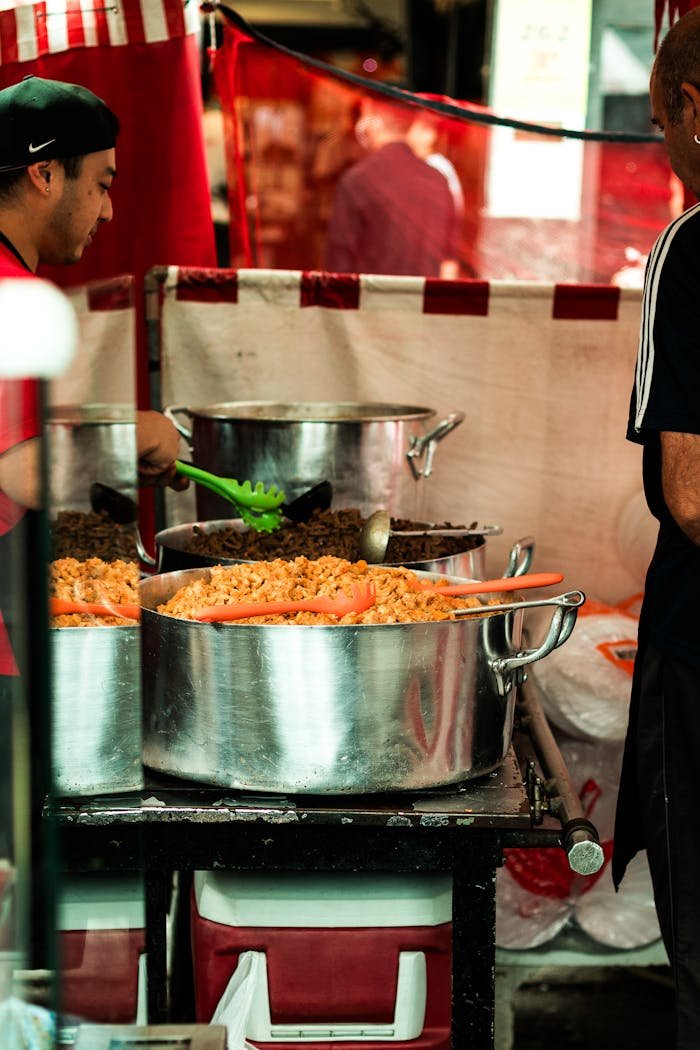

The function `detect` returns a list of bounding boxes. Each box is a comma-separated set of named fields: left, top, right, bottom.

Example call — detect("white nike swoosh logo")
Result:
left=28, top=138, right=56, bottom=154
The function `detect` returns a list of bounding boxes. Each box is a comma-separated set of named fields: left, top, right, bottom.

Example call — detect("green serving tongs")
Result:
left=174, top=460, right=286, bottom=532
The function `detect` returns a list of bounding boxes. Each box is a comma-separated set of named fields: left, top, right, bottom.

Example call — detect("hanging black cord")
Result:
left=204, top=2, right=663, bottom=145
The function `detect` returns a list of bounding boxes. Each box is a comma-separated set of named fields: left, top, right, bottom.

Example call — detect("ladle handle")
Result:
left=393, top=524, right=503, bottom=539
left=50, top=598, right=141, bottom=620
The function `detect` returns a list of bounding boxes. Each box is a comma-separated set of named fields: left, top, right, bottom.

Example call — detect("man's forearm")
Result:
left=0, top=438, right=41, bottom=509
left=661, top=430, right=700, bottom=545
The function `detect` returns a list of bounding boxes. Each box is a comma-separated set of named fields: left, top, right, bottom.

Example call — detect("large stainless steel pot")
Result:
left=140, top=568, right=582, bottom=794
left=163, top=402, right=464, bottom=520
left=47, top=404, right=137, bottom=514
left=51, top=626, right=143, bottom=796
left=154, top=520, right=535, bottom=583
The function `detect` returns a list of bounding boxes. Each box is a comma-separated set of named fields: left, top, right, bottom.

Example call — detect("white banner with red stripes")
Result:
left=0, top=0, right=200, bottom=63
left=50, top=274, right=135, bottom=408
left=155, top=267, right=652, bottom=605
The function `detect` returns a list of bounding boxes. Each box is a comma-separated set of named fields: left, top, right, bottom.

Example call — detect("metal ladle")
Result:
left=89, top=482, right=156, bottom=566
left=359, top=509, right=503, bottom=564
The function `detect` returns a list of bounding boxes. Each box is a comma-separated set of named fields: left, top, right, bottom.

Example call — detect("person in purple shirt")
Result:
left=325, top=96, right=458, bottom=278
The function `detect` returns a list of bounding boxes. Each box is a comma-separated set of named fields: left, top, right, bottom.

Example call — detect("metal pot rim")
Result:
left=184, top=401, right=436, bottom=423
left=50, top=624, right=139, bottom=633
left=154, top=519, right=487, bottom=570
left=48, top=403, right=136, bottom=426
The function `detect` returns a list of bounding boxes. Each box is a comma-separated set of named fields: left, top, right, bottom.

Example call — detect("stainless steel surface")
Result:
left=140, top=568, right=580, bottom=794
left=48, top=404, right=137, bottom=516
left=359, top=509, right=503, bottom=564
left=51, top=625, right=143, bottom=796
left=48, top=747, right=532, bottom=827
left=154, top=517, right=488, bottom=580
left=163, top=401, right=463, bottom=520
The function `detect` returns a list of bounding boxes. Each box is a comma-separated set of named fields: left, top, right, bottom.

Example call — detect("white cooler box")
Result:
left=191, top=871, right=453, bottom=1050
left=58, top=873, right=147, bottom=1024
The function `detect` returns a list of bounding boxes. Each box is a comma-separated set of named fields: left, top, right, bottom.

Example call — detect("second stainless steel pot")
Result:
left=154, top=520, right=535, bottom=583
left=164, top=401, right=464, bottom=520
left=51, top=625, right=142, bottom=796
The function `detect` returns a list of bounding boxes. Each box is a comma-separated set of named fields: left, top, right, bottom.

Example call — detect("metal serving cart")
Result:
left=49, top=680, right=602, bottom=1050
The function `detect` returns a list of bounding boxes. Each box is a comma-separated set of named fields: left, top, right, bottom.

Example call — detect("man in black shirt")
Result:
left=613, top=11, right=700, bottom=1048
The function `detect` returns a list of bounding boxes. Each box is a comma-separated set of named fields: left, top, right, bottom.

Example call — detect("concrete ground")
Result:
left=504, top=964, right=674, bottom=1049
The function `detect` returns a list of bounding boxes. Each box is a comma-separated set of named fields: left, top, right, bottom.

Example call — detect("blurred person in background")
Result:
left=613, top=10, right=700, bottom=1048
left=325, top=96, right=458, bottom=278
left=405, top=111, right=465, bottom=224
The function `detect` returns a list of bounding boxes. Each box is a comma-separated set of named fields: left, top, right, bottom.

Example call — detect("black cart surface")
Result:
left=50, top=683, right=602, bottom=1050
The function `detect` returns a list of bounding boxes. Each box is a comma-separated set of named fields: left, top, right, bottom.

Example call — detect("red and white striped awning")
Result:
left=0, top=0, right=199, bottom=64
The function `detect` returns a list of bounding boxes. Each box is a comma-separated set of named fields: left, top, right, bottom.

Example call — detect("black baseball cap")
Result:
left=0, top=75, right=119, bottom=173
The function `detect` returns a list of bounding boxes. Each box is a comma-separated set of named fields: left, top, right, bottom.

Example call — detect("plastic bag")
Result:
left=532, top=597, right=638, bottom=742
left=210, top=950, right=262, bottom=1050
left=0, top=997, right=55, bottom=1050
left=576, top=852, right=662, bottom=949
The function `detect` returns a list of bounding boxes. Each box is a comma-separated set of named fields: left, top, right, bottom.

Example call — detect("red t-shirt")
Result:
left=0, top=239, right=41, bottom=675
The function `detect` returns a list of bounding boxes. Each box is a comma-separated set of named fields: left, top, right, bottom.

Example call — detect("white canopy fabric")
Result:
left=148, top=266, right=652, bottom=605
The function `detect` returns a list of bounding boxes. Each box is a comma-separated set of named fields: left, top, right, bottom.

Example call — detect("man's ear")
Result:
left=26, top=159, right=57, bottom=196
left=681, top=80, right=700, bottom=124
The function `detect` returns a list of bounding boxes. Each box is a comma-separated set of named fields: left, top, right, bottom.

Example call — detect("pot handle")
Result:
left=136, top=529, right=157, bottom=568
left=406, top=411, right=465, bottom=480
left=163, top=404, right=193, bottom=443
left=488, top=591, right=584, bottom=696
left=454, top=590, right=584, bottom=695
left=502, top=535, right=535, bottom=578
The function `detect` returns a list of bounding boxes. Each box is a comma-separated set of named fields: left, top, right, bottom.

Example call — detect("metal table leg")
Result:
left=451, top=836, right=502, bottom=1050
left=145, top=865, right=171, bottom=1022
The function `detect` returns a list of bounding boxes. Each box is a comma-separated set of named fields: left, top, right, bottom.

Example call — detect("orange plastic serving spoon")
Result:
left=50, top=597, right=141, bottom=620
left=410, top=572, right=564, bottom=597
left=192, top=582, right=376, bottom=623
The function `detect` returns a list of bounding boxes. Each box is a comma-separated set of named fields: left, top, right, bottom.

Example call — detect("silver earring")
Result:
left=694, top=134, right=700, bottom=144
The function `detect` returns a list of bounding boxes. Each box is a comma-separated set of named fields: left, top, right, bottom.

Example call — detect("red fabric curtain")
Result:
left=0, top=1, right=216, bottom=543
left=655, top=1, right=700, bottom=49
left=0, top=1, right=216, bottom=290
left=212, top=12, right=673, bottom=285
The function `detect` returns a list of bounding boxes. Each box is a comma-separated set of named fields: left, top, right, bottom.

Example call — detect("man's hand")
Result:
left=661, top=431, right=700, bottom=545
left=136, top=410, right=189, bottom=490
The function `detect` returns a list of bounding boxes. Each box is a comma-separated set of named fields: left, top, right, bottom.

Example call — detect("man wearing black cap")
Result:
left=0, top=75, right=186, bottom=499
left=0, top=75, right=120, bottom=272
left=0, top=77, right=186, bottom=696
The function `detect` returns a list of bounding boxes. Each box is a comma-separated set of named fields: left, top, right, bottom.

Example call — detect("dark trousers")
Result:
left=633, top=644, right=700, bottom=1050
